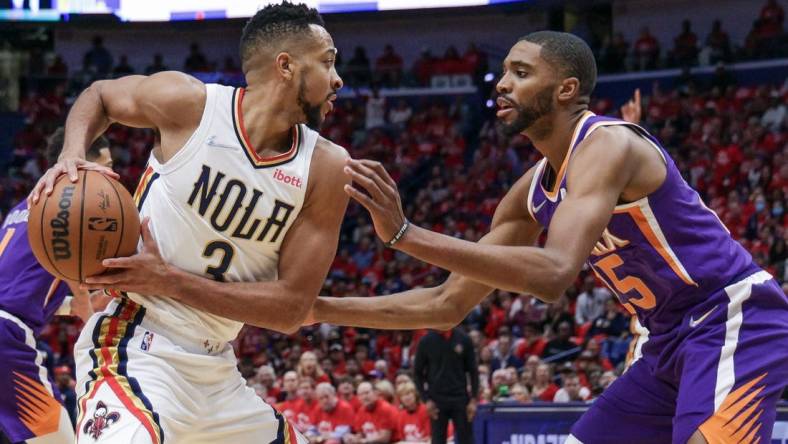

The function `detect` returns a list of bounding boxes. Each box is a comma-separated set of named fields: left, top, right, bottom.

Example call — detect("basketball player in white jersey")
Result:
left=29, top=3, right=348, bottom=443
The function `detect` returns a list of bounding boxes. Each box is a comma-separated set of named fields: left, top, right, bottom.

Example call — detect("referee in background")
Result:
left=414, top=327, right=479, bottom=444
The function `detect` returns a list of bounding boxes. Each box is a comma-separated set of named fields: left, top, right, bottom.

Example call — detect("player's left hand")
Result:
left=343, top=158, right=407, bottom=245
left=82, top=218, right=175, bottom=295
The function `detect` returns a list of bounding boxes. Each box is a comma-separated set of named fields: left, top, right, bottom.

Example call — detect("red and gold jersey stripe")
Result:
left=77, top=299, right=163, bottom=443
left=132, top=166, right=160, bottom=211
left=232, top=87, right=301, bottom=168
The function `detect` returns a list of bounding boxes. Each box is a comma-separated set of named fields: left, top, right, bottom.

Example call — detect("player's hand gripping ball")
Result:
left=27, top=171, right=140, bottom=282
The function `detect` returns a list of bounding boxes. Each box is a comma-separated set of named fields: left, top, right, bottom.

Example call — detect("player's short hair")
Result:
left=519, top=31, right=597, bottom=98
left=46, top=127, right=109, bottom=166
left=240, top=2, right=325, bottom=66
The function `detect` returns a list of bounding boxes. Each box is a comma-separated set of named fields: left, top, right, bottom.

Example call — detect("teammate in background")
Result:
left=310, top=32, right=788, bottom=444
left=29, top=3, right=348, bottom=443
left=0, top=129, right=112, bottom=444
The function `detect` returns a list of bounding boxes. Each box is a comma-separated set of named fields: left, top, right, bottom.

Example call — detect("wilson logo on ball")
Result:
left=88, top=217, right=119, bottom=232
left=50, top=185, right=75, bottom=260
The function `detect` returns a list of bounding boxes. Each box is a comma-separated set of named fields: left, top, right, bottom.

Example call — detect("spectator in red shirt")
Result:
left=514, top=322, right=546, bottom=360
left=375, top=44, right=404, bottom=88
left=295, top=377, right=320, bottom=433
left=346, top=382, right=397, bottom=443
left=531, top=363, right=559, bottom=402
left=277, top=371, right=303, bottom=423
left=395, top=382, right=431, bottom=443
left=412, top=48, right=436, bottom=86
left=355, top=342, right=377, bottom=374
left=254, top=365, right=281, bottom=405
left=337, top=377, right=362, bottom=412
left=299, top=350, right=331, bottom=384
left=308, top=382, right=355, bottom=444
left=634, top=26, right=660, bottom=70
left=462, top=43, right=488, bottom=81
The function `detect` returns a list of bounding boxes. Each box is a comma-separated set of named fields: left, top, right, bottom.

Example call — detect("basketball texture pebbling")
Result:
left=28, top=171, right=140, bottom=282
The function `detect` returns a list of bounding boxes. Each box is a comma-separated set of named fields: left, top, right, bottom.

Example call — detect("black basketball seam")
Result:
left=104, top=174, right=124, bottom=260
left=78, top=170, right=86, bottom=282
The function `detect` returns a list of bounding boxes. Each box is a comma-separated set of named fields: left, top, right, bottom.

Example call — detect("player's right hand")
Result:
left=28, top=157, right=119, bottom=205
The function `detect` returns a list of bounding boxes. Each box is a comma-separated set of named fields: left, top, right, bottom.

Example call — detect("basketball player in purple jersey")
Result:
left=0, top=130, right=112, bottom=444
left=309, top=32, right=788, bottom=443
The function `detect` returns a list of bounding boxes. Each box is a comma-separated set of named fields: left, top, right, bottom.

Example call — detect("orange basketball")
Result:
left=27, top=171, right=140, bottom=282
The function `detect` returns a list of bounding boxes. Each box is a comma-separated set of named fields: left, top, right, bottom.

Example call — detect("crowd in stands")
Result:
left=66, top=1, right=788, bottom=91
left=0, top=3, right=786, bottom=442
left=3, top=0, right=782, bottom=103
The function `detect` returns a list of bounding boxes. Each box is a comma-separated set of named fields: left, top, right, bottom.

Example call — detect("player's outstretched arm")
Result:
left=310, top=168, right=542, bottom=330
left=85, top=139, right=350, bottom=335
left=345, top=127, right=642, bottom=303
left=29, top=72, right=205, bottom=204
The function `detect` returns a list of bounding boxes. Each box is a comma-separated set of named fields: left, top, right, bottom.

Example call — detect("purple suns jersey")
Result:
left=0, top=201, right=69, bottom=335
left=527, top=112, right=760, bottom=335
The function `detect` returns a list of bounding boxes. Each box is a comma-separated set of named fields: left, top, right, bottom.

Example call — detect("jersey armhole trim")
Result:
left=584, top=121, right=667, bottom=165
left=526, top=159, right=545, bottom=220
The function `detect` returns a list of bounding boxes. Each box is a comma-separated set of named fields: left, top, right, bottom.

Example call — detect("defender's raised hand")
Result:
left=343, top=158, right=409, bottom=247
left=620, top=88, right=642, bottom=124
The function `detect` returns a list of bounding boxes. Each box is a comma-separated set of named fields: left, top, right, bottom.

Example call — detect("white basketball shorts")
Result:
left=74, top=298, right=305, bottom=444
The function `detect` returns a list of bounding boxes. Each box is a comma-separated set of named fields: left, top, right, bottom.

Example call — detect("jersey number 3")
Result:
left=203, top=241, right=234, bottom=282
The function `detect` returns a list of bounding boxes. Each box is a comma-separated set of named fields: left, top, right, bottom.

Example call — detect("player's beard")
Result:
left=297, top=76, right=324, bottom=130
left=500, top=86, right=554, bottom=136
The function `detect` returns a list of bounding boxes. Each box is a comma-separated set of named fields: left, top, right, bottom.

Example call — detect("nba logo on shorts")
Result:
left=141, top=331, right=154, bottom=351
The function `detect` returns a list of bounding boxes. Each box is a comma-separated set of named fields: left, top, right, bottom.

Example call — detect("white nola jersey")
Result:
left=129, top=84, right=318, bottom=341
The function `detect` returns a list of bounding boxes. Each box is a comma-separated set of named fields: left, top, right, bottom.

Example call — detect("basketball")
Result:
left=27, top=171, right=140, bottom=282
